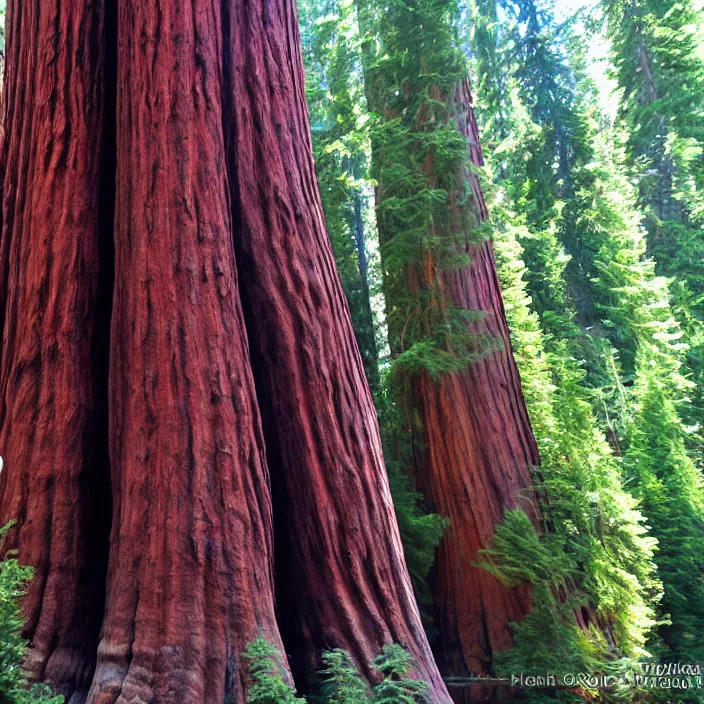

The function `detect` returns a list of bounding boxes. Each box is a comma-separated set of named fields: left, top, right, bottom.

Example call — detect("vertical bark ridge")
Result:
left=222, top=0, right=452, bottom=698
left=0, top=1, right=113, bottom=696
left=88, top=2, right=284, bottom=702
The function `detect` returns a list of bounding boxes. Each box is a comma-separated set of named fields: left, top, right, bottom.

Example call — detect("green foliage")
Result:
left=478, top=510, right=573, bottom=591
left=494, top=587, right=607, bottom=701
left=243, top=635, right=306, bottom=704
left=0, top=525, right=64, bottom=704
left=604, top=0, right=704, bottom=182
left=386, top=466, right=448, bottom=599
left=487, top=199, right=660, bottom=666
left=389, top=334, right=492, bottom=384
left=359, top=0, right=490, bottom=378
left=623, top=354, right=704, bottom=661
left=602, top=0, right=704, bottom=427
left=244, top=639, right=430, bottom=704
left=319, top=650, right=371, bottom=704
left=371, top=645, right=431, bottom=704
left=374, top=390, right=448, bottom=626
left=11, top=687, right=63, bottom=704
left=471, top=0, right=704, bottom=679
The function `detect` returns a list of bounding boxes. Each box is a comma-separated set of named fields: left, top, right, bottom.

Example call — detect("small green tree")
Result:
left=0, top=524, right=64, bottom=704
left=243, top=635, right=306, bottom=704
left=371, top=645, right=431, bottom=704
left=478, top=175, right=659, bottom=667
left=318, top=649, right=371, bottom=704
left=623, top=353, right=704, bottom=662
left=244, top=638, right=434, bottom=704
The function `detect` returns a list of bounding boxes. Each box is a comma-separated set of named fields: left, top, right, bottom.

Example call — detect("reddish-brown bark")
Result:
left=372, top=75, right=540, bottom=684
left=87, top=2, right=284, bottom=702
left=0, top=1, right=112, bottom=697
left=221, top=1, right=451, bottom=699
left=420, top=81, right=539, bottom=680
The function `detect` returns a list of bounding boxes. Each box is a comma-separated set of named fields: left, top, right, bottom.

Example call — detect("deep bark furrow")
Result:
left=0, top=1, right=112, bottom=696
left=222, top=0, right=451, bottom=699
left=88, top=2, right=284, bottom=702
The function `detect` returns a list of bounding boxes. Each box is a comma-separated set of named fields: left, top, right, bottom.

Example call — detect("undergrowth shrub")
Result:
left=245, top=636, right=431, bottom=704
left=0, top=523, right=64, bottom=704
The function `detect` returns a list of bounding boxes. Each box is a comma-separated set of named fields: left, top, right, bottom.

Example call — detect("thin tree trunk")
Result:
left=420, top=82, right=539, bottom=679
left=370, top=63, right=541, bottom=680
left=88, top=2, right=284, bottom=702
left=221, top=0, right=451, bottom=698
left=353, top=186, right=380, bottom=391
left=0, top=1, right=113, bottom=696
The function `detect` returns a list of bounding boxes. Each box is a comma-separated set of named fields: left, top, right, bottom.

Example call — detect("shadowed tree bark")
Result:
left=0, top=1, right=113, bottom=697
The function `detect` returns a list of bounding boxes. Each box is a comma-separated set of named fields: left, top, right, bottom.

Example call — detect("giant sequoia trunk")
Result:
left=0, top=0, right=451, bottom=702
left=421, top=82, right=540, bottom=679
left=367, top=51, right=541, bottom=682
left=87, top=2, right=286, bottom=702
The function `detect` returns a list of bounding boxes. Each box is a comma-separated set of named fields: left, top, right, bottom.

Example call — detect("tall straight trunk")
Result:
left=88, top=2, right=284, bottom=702
left=0, top=1, right=112, bottom=696
left=421, top=82, right=540, bottom=678
left=353, top=186, right=380, bottom=392
left=221, top=0, right=451, bottom=698
left=368, top=51, right=541, bottom=677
